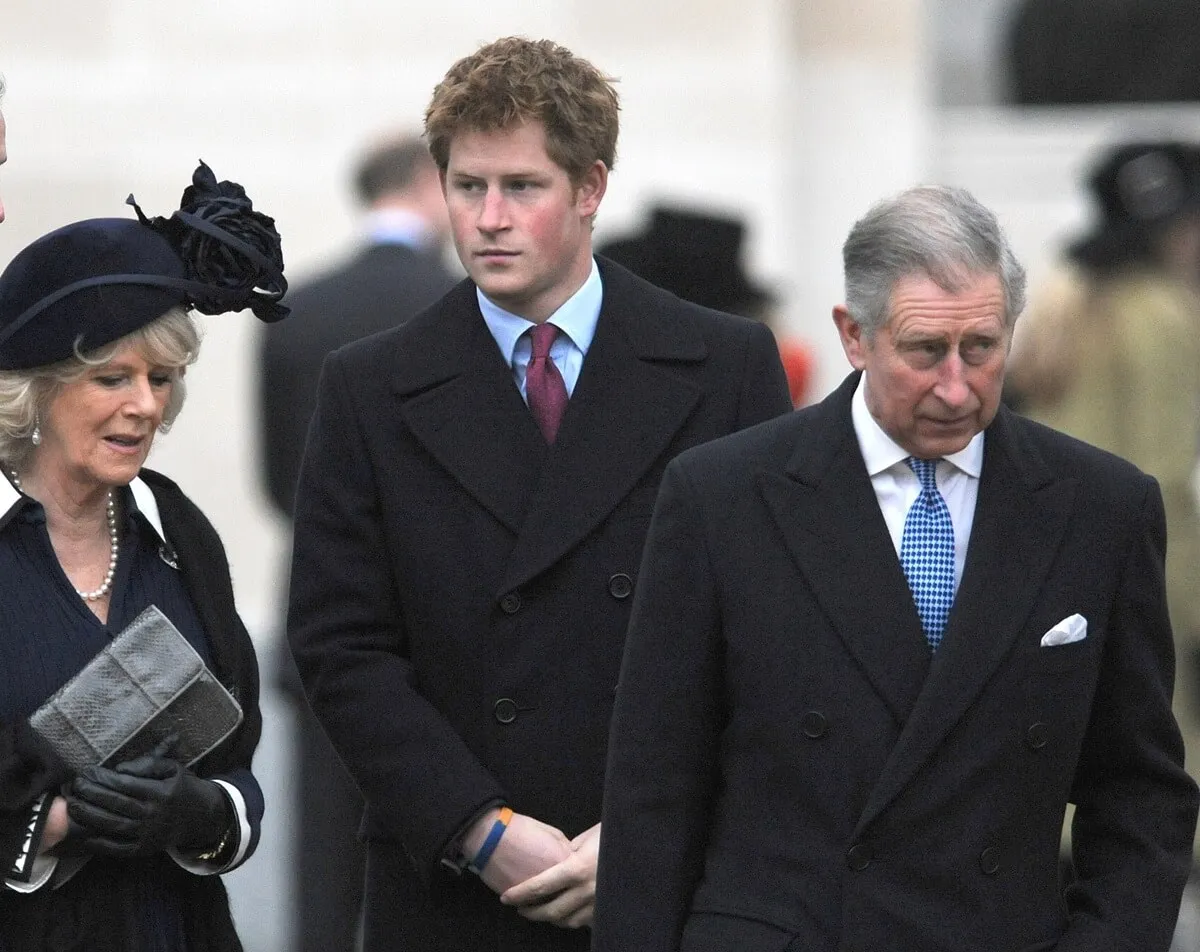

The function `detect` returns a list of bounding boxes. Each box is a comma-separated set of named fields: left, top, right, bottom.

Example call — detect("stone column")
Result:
left=781, top=0, right=932, bottom=396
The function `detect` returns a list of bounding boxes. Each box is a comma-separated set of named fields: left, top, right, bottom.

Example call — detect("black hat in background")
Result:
left=598, top=206, right=774, bottom=317
left=0, top=161, right=288, bottom=370
left=1068, top=141, right=1200, bottom=270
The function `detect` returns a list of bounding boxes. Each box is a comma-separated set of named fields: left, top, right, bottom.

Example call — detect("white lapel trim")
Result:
left=0, top=474, right=19, bottom=521
left=129, top=476, right=170, bottom=547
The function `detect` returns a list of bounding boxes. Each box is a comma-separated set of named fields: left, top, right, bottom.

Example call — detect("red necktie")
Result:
left=526, top=322, right=568, bottom=444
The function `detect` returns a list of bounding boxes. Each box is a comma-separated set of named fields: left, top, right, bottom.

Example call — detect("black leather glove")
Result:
left=50, top=812, right=116, bottom=858
left=66, top=753, right=232, bottom=859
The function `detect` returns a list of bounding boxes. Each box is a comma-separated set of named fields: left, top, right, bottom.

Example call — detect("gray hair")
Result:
left=842, top=185, right=1027, bottom=337
left=0, top=307, right=200, bottom=468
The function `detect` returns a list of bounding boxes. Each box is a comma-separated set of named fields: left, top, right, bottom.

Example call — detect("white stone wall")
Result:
left=932, top=0, right=1024, bottom=106
left=782, top=0, right=931, bottom=396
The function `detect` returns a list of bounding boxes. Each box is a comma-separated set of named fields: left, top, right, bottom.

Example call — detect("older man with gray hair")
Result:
left=594, top=185, right=1199, bottom=952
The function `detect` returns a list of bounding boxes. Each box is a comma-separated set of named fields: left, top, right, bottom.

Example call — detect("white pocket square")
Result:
left=1040, top=613, right=1087, bottom=647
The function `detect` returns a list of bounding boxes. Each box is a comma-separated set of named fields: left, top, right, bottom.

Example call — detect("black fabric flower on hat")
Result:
left=0, top=162, right=290, bottom=369
left=129, top=160, right=289, bottom=322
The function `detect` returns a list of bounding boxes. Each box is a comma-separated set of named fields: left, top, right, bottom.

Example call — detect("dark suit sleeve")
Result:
left=736, top=321, right=793, bottom=429
left=287, top=351, right=506, bottom=880
left=594, top=459, right=724, bottom=952
left=1059, top=478, right=1199, bottom=952
left=0, top=723, right=70, bottom=880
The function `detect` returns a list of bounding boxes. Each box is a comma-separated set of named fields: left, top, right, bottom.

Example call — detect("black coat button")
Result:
left=608, top=573, right=633, bottom=599
left=801, top=711, right=828, bottom=738
left=846, top=843, right=872, bottom=871
left=499, top=593, right=522, bottom=614
left=979, top=847, right=1000, bottom=875
left=1025, top=722, right=1048, bottom=750
left=493, top=699, right=519, bottom=724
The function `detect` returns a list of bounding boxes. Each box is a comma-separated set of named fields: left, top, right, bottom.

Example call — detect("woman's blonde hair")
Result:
left=0, top=307, right=200, bottom=468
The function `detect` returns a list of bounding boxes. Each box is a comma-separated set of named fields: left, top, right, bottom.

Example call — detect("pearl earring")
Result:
left=30, top=425, right=41, bottom=446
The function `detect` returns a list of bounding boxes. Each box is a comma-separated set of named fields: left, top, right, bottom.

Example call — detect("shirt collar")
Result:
left=0, top=474, right=170, bottom=545
left=851, top=373, right=984, bottom=479
left=363, top=208, right=438, bottom=251
left=477, top=258, right=602, bottom=366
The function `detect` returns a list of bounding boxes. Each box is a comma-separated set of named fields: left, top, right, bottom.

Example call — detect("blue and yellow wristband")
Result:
left=467, top=806, right=514, bottom=875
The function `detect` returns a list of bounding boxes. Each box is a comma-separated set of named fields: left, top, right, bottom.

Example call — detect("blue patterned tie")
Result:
left=900, top=457, right=955, bottom=651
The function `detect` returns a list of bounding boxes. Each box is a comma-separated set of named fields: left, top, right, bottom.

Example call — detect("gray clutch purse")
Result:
left=29, top=604, right=243, bottom=771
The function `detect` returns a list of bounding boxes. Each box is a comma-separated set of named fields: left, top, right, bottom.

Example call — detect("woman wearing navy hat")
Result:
left=0, top=162, right=287, bottom=950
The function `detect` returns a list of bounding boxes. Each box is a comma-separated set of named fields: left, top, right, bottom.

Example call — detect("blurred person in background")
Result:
left=259, top=132, right=454, bottom=519
left=286, top=35, right=791, bottom=952
left=1008, top=141, right=1200, bottom=862
left=0, top=161, right=286, bottom=951
left=599, top=206, right=814, bottom=406
left=257, top=131, right=455, bottom=952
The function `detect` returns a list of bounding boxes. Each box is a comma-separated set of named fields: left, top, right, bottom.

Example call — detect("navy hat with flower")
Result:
left=0, top=161, right=288, bottom=370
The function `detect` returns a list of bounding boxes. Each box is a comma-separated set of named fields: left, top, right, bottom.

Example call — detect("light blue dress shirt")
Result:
left=478, top=259, right=602, bottom=401
left=362, top=208, right=439, bottom=251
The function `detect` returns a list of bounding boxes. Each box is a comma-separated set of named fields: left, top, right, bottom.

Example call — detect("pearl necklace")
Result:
left=9, top=470, right=119, bottom=601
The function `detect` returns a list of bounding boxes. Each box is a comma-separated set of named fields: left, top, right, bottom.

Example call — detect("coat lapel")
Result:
left=396, top=284, right=545, bottom=535
left=760, top=374, right=932, bottom=725
left=498, top=264, right=706, bottom=593
left=857, top=407, right=1077, bottom=829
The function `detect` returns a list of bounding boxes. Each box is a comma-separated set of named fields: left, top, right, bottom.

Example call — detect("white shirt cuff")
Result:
left=5, top=794, right=57, bottom=892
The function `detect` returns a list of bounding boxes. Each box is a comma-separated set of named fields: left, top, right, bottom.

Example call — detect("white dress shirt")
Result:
left=849, top=374, right=984, bottom=593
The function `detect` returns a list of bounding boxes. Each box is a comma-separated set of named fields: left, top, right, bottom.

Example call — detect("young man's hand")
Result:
left=461, top=809, right=572, bottom=895
left=500, top=822, right=600, bottom=929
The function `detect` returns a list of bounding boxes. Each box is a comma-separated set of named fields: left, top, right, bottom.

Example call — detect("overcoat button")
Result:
left=846, top=843, right=872, bottom=871
left=1025, top=722, right=1048, bottom=750
left=608, top=573, right=633, bottom=599
left=800, top=711, right=828, bottom=739
left=499, top=593, right=522, bottom=614
left=979, top=847, right=1001, bottom=875
left=493, top=699, right=519, bottom=724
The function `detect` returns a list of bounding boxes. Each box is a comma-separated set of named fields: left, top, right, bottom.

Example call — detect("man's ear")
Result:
left=575, top=161, right=608, bottom=218
left=833, top=304, right=868, bottom=370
